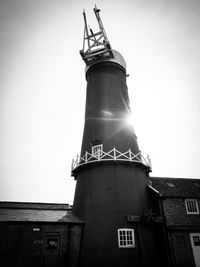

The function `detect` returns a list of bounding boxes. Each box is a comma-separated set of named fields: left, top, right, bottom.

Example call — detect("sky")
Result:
left=0, top=0, right=200, bottom=204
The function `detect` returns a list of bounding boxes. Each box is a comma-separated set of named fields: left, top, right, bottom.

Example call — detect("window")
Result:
left=92, top=144, right=103, bottom=158
left=32, top=227, right=40, bottom=232
left=185, top=199, right=199, bottom=214
left=193, top=236, right=200, bottom=246
left=47, top=238, right=58, bottom=250
left=118, top=229, right=135, bottom=248
left=44, top=235, right=60, bottom=255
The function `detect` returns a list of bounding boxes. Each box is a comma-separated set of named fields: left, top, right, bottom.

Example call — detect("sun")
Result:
left=125, top=113, right=134, bottom=126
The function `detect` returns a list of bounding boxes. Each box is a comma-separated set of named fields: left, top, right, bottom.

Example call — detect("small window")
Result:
left=92, top=144, right=103, bottom=158
left=193, top=236, right=200, bottom=246
left=32, top=227, right=40, bottom=232
left=185, top=199, right=199, bottom=214
left=118, top=229, right=135, bottom=248
left=47, top=239, right=57, bottom=249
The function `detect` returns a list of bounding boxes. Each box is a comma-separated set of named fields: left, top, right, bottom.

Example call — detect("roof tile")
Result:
left=150, top=177, right=200, bottom=198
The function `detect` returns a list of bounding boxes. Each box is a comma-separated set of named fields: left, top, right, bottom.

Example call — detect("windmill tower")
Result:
left=71, top=6, right=163, bottom=267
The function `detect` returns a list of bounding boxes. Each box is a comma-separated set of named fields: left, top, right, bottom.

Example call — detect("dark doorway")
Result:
left=172, top=233, right=195, bottom=267
left=43, top=234, right=61, bottom=267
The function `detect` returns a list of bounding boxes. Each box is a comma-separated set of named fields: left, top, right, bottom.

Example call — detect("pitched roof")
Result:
left=150, top=177, right=200, bottom=198
left=0, top=202, right=83, bottom=223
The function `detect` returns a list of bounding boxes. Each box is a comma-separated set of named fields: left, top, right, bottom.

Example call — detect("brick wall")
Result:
left=162, top=198, right=200, bottom=226
left=0, top=224, right=20, bottom=266
left=68, top=225, right=83, bottom=267
left=0, top=223, right=69, bottom=267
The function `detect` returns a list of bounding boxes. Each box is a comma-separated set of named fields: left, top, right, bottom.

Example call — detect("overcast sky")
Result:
left=0, top=0, right=200, bottom=204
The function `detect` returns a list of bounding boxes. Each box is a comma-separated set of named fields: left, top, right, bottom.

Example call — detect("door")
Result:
left=190, top=233, right=200, bottom=267
left=43, top=235, right=61, bottom=267
left=172, top=233, right=195, bottom=267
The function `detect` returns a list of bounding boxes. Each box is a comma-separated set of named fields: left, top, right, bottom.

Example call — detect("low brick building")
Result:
left=0, top=202, right=83, bottom=267
left=149, top=177, right=200, bottom=267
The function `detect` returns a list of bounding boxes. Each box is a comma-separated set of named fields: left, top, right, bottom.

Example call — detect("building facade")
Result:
left=0, top=202, right=83, bottom=267
left=1, top=178, right=200, bottom=267
left=149, top=177, right=200, bottom=267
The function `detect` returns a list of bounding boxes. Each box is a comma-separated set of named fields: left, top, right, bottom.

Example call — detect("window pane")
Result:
left=92, top=144, right=103, bottom=157
left=193, top=236, right=200, bottom=246
left=186, top=199, right=199, bottom=214
left=118, top=229, right=135, bottom=248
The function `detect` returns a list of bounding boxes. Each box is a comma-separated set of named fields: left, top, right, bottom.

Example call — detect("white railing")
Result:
left=71, top=147, right=152, bottom=174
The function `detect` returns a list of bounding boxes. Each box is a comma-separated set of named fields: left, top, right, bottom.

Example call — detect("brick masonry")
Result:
left=162, top=198, right=200, bottom=226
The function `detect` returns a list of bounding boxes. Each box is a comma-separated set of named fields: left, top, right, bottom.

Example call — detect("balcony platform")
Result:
left=71, top=147, right=152, bottom=176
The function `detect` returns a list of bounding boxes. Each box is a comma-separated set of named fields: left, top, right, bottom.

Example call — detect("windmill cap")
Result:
left=85, top=49, right=126, bottom=73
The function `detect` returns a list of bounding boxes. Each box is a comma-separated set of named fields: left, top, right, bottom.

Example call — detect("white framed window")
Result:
left=118, top=228, right=135, bottom=248
left=185, top=199, right=199, bottom=214
left=92, top=144, right=103, bottom=158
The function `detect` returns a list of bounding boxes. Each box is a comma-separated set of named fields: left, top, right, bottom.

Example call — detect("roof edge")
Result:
left=0, top=201, right=71, bottom=210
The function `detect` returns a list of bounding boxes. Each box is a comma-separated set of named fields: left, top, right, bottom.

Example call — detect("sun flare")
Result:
left=125, top=113, right=134, bottom=126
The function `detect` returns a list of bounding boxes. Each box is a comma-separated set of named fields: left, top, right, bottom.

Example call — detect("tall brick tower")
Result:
left=71, top=6, right=163, bottom=267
